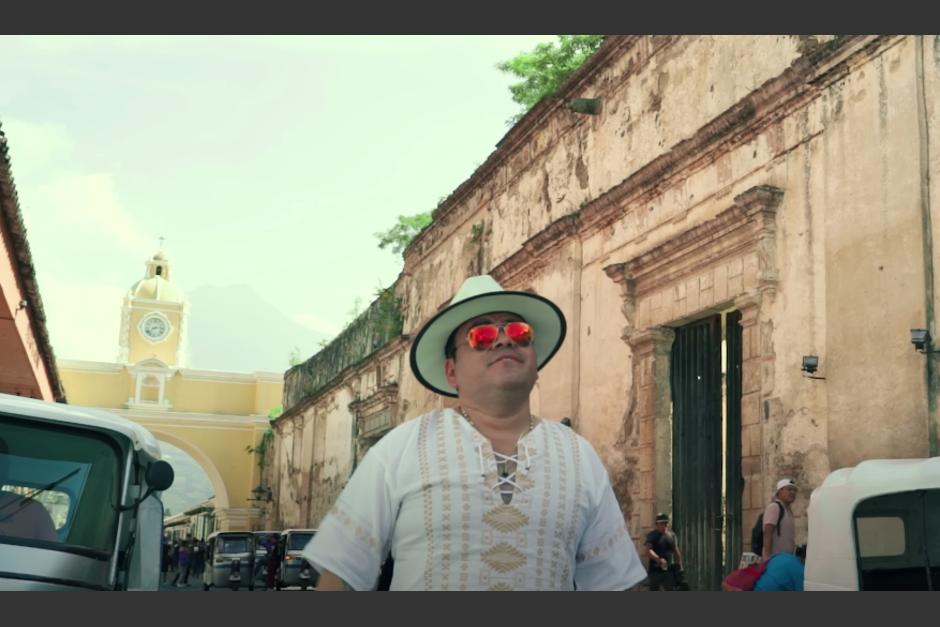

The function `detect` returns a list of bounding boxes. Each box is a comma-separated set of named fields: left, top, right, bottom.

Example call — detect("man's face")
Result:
left=444, top=312, right=538, bottom=401
left=655, top=521, right=668, bottom=532
left=777, top=485, right=798, bottom=504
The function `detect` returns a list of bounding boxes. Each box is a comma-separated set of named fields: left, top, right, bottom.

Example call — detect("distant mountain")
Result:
left=183, top=284, right=329, bottom=373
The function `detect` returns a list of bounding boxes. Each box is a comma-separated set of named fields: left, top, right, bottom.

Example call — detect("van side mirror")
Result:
left=147, top=460, right=175, bottom=491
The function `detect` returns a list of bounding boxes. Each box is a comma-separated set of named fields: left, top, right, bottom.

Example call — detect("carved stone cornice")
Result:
left=491, top=214, right=580, bottom=286
left=351, top=383, right=399, bottom=440
left=348, top=382, right=398, bottom=416
left=625, top=327, right=676, bottom=356
left=605, top=185, right=783, bottom=298
left=603, top=262, right=638, bottom=331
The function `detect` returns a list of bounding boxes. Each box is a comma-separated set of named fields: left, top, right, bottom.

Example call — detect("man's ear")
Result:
left=444, top=357, right=459, bottom=390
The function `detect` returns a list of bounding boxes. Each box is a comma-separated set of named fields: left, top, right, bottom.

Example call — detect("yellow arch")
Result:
left=149, top=429, right=231, bottom=510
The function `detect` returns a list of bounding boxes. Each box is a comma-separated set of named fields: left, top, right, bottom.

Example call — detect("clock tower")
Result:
left=118, top=250, right=188, bottom=368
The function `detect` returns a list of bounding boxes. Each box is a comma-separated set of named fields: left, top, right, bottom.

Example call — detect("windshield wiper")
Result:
left=0, top=468, right=81, bottom=522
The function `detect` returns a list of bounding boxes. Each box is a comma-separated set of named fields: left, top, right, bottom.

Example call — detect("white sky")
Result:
left=0, top=35, right=555, bottom=365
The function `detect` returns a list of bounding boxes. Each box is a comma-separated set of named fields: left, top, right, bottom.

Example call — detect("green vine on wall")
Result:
left=283, top=284, right=404, bottom=409
left=246, top=428, right=275, bottom=469
left=470, top=221, right=485, bottom=243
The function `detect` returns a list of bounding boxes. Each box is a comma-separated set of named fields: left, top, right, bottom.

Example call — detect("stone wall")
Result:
left=268, top=36, right=940, bottom=565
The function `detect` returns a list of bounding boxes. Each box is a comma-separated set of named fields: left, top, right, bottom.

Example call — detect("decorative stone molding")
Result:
left=603, top=262, right=638, bottom=335
left=604, top=185, right=783, bottom=300
left=604, top=185, right=784, bottom=537
left=491, top=214, right=580, bottom=288
left=125, top=358, right=175, bottom=409
left=349, top=383, right=399, bottom=441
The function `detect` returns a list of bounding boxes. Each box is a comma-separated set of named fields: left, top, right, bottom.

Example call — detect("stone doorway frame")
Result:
left=603, top=184, right=782, bottom=544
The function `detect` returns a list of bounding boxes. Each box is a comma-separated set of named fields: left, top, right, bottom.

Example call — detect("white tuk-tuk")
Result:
left=275, top=528, right=317, bottom=590
left=0, top=393, right=174, bottom=591
left=203, top=530, right=256, bottom=591
left=804, top=457, right=939, bottom=591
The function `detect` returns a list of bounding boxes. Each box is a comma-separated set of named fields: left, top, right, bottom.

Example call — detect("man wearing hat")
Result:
left=644, top=513, right=683, bottom=591
left=303, top=275, right=647, bottom=591
left=761, top=478, right=798, bottom=562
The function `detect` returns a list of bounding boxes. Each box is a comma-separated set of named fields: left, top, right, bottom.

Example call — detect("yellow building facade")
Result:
left=58, top=251, right=283, bottom=531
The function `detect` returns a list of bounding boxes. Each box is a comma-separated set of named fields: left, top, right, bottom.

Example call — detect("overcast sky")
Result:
left=0, top=35, right=555, bottom=366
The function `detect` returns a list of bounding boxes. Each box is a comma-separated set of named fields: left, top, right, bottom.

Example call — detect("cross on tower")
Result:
left=158, top=236, right=165, bottom=250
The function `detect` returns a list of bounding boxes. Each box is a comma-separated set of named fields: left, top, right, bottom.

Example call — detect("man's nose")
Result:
left=491, top=325, right=517, bottom=348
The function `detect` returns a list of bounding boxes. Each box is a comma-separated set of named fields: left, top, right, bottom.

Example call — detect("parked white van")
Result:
left=804, top=457, right=939, bottom=591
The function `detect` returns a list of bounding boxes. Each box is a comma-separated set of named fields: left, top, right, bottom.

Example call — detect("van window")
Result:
left=854, top=489, right=937, bottom=591
left=288, top=533, right=314, bottom=551
left=856, top=516, right=905, bottom=557
left=1, top=416, right=122, bottom=556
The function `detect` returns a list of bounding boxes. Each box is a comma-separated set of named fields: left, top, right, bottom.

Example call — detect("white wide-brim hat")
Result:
left=409, top=275, right=567, bottom=397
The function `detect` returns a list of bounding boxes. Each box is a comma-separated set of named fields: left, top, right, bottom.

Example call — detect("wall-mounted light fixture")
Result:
left=910, top=328, right=940, bottom=353
left=801, top=355, right=826, bottom=380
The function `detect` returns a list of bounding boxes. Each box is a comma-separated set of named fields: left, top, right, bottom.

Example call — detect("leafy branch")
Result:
left=498, top=35, right=604, bottom=125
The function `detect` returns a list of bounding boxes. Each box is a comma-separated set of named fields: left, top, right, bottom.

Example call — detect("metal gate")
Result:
left=671, top=314, right=723, bottom=591
left=724, top=310, right=744, bottom=575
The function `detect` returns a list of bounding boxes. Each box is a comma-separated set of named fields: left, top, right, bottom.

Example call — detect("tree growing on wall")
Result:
left=374, top=212, right=432, bottom=257
left=372, top=38, right=603, bottom=259
left=498, top=35, right=604, bottom=125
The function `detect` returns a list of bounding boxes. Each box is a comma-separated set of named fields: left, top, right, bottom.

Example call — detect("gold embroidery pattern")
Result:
left=560, top=427, right=582, bottom=585
left=489, top=583, right=514, bottom=591
left=453, top=411, right=471, bottom=591
left=481, top=542, right=526, bottom=573
left=483, top=504, right=529, bottom=533
left=536, top=424, right=551, bottom=588
left=417, top=412, right=435, bottom=590
left=436, top=412, right=452, bottom=590
left=328, top=502, right=380, bottom=549
left=549, top=425, right=570, bottom=588
left=577, top=523, right=628, bottom=563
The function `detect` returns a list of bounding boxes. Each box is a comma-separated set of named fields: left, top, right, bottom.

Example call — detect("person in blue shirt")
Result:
left=753, top=546, right=805, bottom=591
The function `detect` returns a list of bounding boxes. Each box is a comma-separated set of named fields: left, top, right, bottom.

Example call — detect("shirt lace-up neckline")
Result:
left=458, top=406, right=536, bottom=504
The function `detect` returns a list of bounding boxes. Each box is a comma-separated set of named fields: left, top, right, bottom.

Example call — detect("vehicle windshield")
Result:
left=219, top=537, right=250, bottom=554
left=0, top=416, right=122, bottom=556
left=288, top=533, right=314, bottom=551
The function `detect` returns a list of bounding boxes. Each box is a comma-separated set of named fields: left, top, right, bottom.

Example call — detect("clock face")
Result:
left=140, top=314, right=169, bottom=342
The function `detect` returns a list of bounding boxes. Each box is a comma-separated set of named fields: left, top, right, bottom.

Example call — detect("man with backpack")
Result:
left=756, top=478, right=798, bottom=562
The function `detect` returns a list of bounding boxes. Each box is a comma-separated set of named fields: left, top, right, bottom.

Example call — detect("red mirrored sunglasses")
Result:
left=466, top=321, right=534, bottom=351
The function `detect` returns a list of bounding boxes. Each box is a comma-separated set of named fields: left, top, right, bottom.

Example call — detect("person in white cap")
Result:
left=761, top=478, right=798, bottom=562
left=303, top=275, right=647, bottom=591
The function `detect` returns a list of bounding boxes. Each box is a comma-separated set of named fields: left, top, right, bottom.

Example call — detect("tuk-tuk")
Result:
left=275, top=528, right=317, bottom=590
left=804, top=457, right=940, bottom=591
left=203, top=530, right=256, bottom=591
left=0, top=393, right=174, bottom=591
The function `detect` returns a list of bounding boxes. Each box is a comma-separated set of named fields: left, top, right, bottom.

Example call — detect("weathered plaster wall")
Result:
left=272, top=36, right=939, bottom=560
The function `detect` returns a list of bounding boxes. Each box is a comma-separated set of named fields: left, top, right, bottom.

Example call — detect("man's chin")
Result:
left=488, top=375, right=537, bottom=394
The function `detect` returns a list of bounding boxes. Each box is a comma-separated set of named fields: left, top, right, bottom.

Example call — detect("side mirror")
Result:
left=147, top=460, right=175, bottom=491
